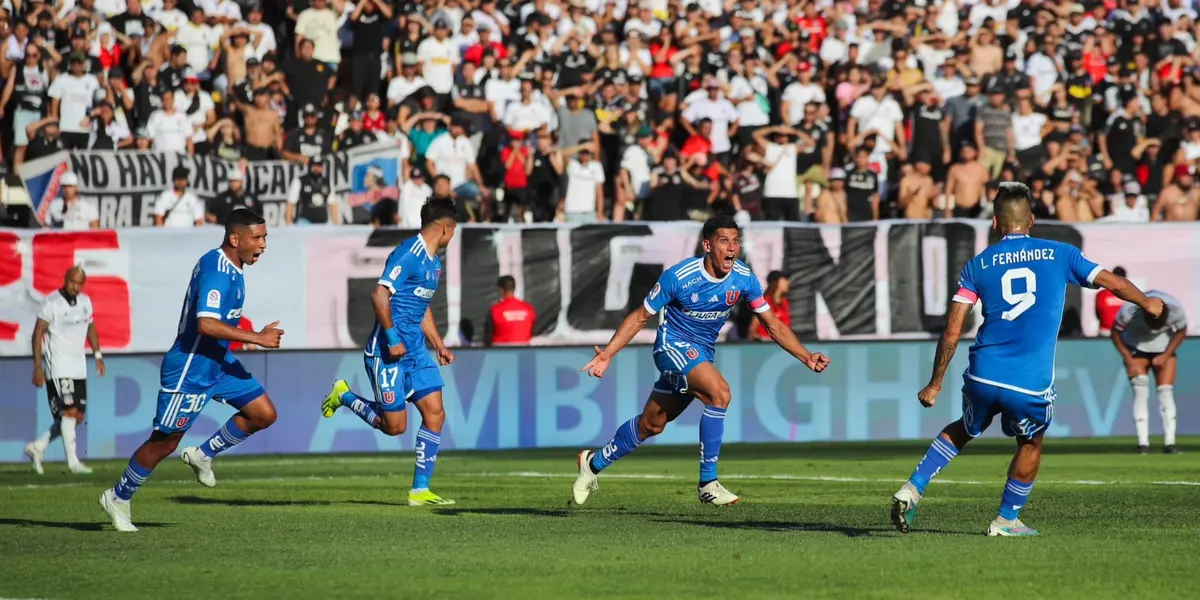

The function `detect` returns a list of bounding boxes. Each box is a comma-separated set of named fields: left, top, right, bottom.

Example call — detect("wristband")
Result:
left=94, top=352, right=103, bottom=360
left=384, top=327, right=402, bottom=347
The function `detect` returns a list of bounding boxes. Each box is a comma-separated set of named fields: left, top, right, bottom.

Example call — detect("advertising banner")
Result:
left=0, top=221, right=1193, bottom=355
left=15, top=143, right=406, bottom=229
left=0, top=341, right=1194, bottom=462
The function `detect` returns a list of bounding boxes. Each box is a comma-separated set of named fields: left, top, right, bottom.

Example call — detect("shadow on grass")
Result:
left=434, top=507, right=572, bottom=517
left=653, top=518, right=974, bottom=537
left=169, top=495, right=332, bottom=507
left=0, top=517, right=171, bottom=531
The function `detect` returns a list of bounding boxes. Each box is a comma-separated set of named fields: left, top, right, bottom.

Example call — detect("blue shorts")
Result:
left=961, top=376, right=1056, bottom=439
left=154, top=359, right=265, bottom=433
left=364, top=351, right=444, bottom=412
left=651, top=339, right=713, bottom=396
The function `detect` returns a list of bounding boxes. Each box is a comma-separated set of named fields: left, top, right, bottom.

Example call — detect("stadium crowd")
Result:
left=4, top=0, right=1200, bottom=228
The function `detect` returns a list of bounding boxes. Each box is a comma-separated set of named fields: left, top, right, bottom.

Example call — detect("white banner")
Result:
left=0, top=221, right=1194, bottom=356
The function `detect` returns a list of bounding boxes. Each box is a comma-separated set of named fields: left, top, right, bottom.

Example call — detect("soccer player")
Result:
left=572, top=215, right=831, bottom=506
left=890, top=183, right=1164, bottom=537
left=1112, top=290, right=1186, bottom=454
left=321, top=197, right=458, bottom=506
left=99, top=209, right=284, bottom=532
left=25, top=266, right=105, bottom=475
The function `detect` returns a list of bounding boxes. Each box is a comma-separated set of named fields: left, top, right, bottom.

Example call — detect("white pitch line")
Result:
left=6, top=470, right=1200, bottom=491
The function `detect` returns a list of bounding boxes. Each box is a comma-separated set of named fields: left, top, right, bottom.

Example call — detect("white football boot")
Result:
left=180, top=446, right=217, bottom=488
left=68, top=462, right=94, bottom=475
left=24, top=442, right=44, bottom=475
left=572, top=450, right=599, bottom=505
left=986, top=517, right=1040, bottom=536
left=698, top=480, right=739, bottom=506
left=891, top=481, right=922, bottom=533
left=98, top=489, right=138, bottom=532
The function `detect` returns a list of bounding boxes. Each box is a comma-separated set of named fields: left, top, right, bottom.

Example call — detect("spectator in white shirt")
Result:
left=146, top=92, right=195, bottom=154
left=154, top=167, right=205, bottom=228
left=245, top=5, right=277, bottom=60
left=47, top=54, right=99, bottom=149
left=399, top=167, right=433, bottom=227
left=681, top=76, right=739, bottom=158
left=781, top=63, right=826, bottom=126
left=562, top=146, right=606, bottom=223
left=502, top=79, right=552, bottom=136
left=418, top=18, right=459, bottom=101
left=1107, top=181, right=1151, bottom=222
left=46, top=173, right=99, bottom=230
left=426, top=118, right=492, bottom=219
left=294, top=0, right=343, bottom=69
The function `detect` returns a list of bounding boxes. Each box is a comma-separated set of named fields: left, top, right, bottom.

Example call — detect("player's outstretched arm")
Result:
left=757, top=308, right=829, bottom=372
left=920, top=301, right=972, bottom=407
left=198, top=317, right=284, bottom=349
left=581, top=305, right=653, bottom=378
left=1093, top=270, right=1164, bottom=319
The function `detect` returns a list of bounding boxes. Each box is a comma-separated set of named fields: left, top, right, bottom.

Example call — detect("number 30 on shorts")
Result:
left=1001, top=267, right=1037, bottom=321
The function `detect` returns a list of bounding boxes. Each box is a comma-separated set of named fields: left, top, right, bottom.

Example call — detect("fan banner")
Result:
left=0, top=221, right=1193, bottom=355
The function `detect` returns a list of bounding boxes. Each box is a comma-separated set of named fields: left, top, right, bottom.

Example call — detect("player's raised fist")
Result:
left=1143, top=297, right=1166, bottom=320
left=917, top=384, right=940, bottom=408
left=805, top=353, right=831, bottom=373
left=581, top=346, right=612, bottom=378
left=257, top=321, right=285, bottom=349
left=436, top=346, right=455, bottom=366
left=388, top=342, right=407, bottom=359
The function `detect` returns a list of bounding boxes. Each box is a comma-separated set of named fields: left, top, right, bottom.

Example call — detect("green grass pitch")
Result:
left=2, top=438, right=1200, bottom=599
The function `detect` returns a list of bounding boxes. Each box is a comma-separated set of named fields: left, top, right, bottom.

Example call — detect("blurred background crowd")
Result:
left=3, top=0, right=1200, bottom=229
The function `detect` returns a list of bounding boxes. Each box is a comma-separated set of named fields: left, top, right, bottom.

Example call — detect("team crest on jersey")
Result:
left=686, top=348, right=700, bottom=360
left=726, top=291, right=741, bottom=305
left=382, top=391, right=396, bottom=405
left=175, top=417, right=190, bottom=428
left=691, top=293, right=699, bottom=303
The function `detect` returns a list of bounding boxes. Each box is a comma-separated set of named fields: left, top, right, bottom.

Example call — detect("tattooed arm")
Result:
left=918, top=301, right=972, bottom=408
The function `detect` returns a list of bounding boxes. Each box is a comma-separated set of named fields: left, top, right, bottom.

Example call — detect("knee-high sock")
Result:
left=340, top=390, right=380, bottom=428
left=60, top=416, right=81, bottom=466
left=589, top=417, right=644, bottom=473
left=907, top=435, right=959, bottom=495
left=113, top=457, right=153, bottom=501
left=997, top=477, right=1034, bottom=522
left=699, top=405, right=727, bottom=484
left=1158, top=385, right=1177, bottom=446
left=412, top=427, right=441, bottom=491
left=199, top=418, right=251, bottom=458
left=1131, top=375, right=1150, bottom=447
left=32, top=420, right=62, bottom=453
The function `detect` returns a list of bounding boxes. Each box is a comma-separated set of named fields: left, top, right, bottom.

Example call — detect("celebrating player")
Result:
left=890, top=183, right=1163, bottom=537
left=321, top=197, right=458, bottom=506
left=573, top=215, right=830, bottom=506
left=25, top=266, right=105, bottom=475
left=1112, top=290, right=1186, bottom=454
left=99, top=209, right=284, bottom=532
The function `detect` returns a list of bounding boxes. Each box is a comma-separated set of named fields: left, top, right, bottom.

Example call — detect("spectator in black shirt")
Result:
left=283, top=103, right=333, bottom=164
left=25, top=116, right=64, bottom=162
left=158, top=45, right=189, bottom=95
left=1101, top=92, right=1142, bottom=174
left=284, top=39, right=335, bottom=120
left=206, top=171, right=257, bottom=225
left=349, top=0, right=392, bottom=102
left=336, top=112, right=377, bottom=151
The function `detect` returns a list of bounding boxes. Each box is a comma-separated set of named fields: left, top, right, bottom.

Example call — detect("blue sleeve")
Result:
left=743, top=271, right=771, bottom=314
left=643, top=270, right=678, bottom=315
left=1063, top=244, right=1103, bottom=288
left=196, top=259, right=232, bottom=321
left=377, top=248, right=411, bottom=294
left=952, top=259, right=978, bottom=305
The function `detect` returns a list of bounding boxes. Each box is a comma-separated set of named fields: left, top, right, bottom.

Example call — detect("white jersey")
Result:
left=38, top=291, right=93, bottom=380
left=1115, top=290, right=1188, bottom=354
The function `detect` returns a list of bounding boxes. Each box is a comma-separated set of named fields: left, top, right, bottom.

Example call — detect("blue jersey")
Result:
left=644, top=257, right=769, bottom=356
left=160, top=248, right=247, bottom=393
left=955, top=233, right=1101, bottom=394
left=366, top=235, right=442, bottom=357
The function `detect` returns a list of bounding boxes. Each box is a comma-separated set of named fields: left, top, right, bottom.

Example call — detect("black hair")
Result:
left=497, top=275, right=516, bottom=292
left=224, top=208, right=265, bottom=244
left=701, top=214, right=739, bottom=241
left=993, top=181, right=1034, bottom=229
left=766, top=270, right=787, bottom=287
left=1113, top=266, right=1127, bottom=278
left=421, top=196, right=458, bottom=228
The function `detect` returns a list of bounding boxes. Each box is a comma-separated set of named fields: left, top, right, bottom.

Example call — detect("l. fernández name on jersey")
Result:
left=953, top=233, right=1102, bottom=395
left=366, top=234, right=442, bottom=357
left=644, top=257, right=770, bottom=353
left=160, top=248, right=247, bottom=392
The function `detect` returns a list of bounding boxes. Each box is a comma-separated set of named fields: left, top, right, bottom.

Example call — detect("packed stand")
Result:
left=3, top=0, right=1200, bottom=229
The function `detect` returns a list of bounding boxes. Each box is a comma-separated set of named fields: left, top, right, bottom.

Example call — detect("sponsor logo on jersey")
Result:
left=226, top=308, right=243, bottom=320
left=726, top=291, right=741, bottom=305
left=681, top=277, right=702, bottom=289
left=206, top=289, right=221, bottom=308
left=435, top=268, right=441, bottom=280
left=681, top=309, right=731, bottom=320
left=414, top=287, right=436, bottom=299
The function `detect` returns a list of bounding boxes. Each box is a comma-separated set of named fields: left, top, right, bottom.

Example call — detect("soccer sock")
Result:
left=199, top=418, right=251, bottom=458
left=997, top=477, right=1034, bottom=522
left=412, top=427, right=441, bottom=491
left=32, top=420, right=62, bottom=453
left=907, top=435, right=959, bottom=495
left=1131, top=375, right=1150, bottom=446
left=699, top=405, right=727, bottom=484
left=113, top=458, right=153, bottom=501
left=60, top=416, right=80, bottom=466
left=1158, top=385, right=1177, bottom=446
left=589, top=417, right=644, bottom=474
left=340, top=390, right=381, bottom=428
